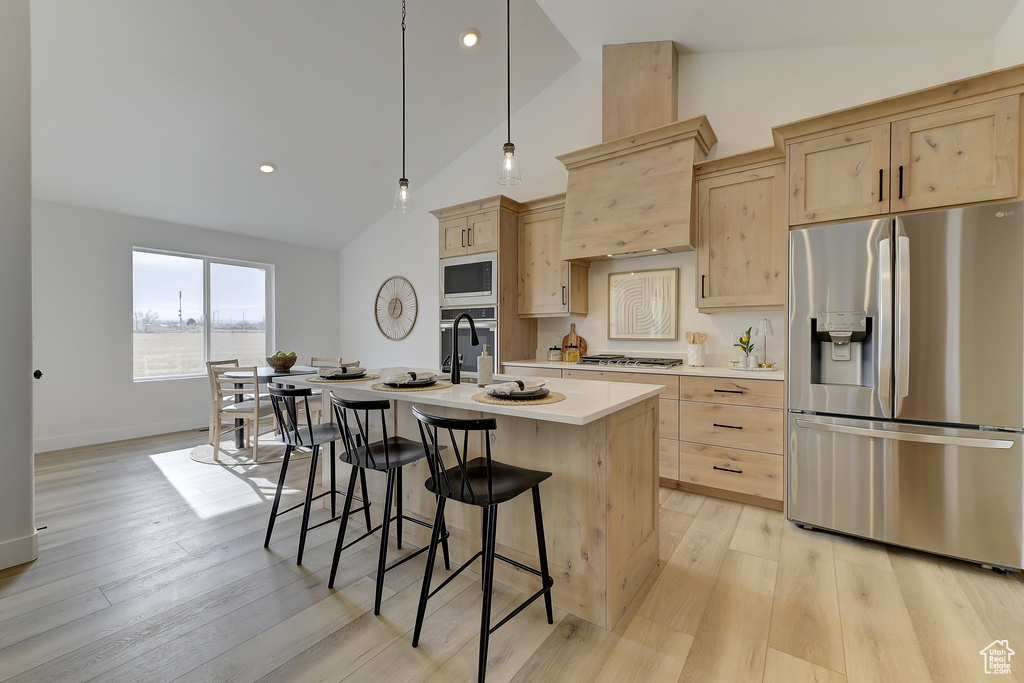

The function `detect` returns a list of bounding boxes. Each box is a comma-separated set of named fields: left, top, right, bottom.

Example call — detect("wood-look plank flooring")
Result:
left=2, top=429, right=1023, bottom=682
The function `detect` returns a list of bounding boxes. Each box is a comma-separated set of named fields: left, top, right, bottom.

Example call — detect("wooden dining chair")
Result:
left=206, top=359, right=240, bottom=445
left=210, top=365, right=276, bottom=461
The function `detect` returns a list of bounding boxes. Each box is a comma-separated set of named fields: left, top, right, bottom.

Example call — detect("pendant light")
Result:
left=497, top=0, right=521, bottom=186
left=393, top=0, right=413, bottom=212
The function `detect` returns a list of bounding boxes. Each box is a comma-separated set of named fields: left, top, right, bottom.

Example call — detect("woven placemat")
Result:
left=306, top=374, right=380, bottom=383
left=371, top=381, right=453, bottom=392
left=471, top=391, right=566, bottom=406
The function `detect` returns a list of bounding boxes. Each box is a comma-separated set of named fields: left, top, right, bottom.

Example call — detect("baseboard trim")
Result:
left=34, top=418, right=206, bottom=453
left=0, top=529, right=38, bottom=570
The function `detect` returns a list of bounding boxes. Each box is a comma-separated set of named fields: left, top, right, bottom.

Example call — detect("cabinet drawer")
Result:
left=679, top=375, right=783, bottom=408
left=659, top=438, right=679, bottom=481
left=563, top=369, right=679, bottom=400
left=679, top=403, right=783, bottom=455
left=505, top=365, right=562, bottom=379
left=659, top=398, right=678, bottom=440
left=678, top=442, right=783, bottom=501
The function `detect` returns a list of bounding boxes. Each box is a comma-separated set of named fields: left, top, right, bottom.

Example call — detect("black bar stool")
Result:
left=264, top=385, right=372, bottom=565
left=328, top=396, right=451, bottom=614
left=410, top=406, right=554, bottom=683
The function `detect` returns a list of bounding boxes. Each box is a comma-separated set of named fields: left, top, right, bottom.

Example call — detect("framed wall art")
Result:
left=608, top=267, right=678, bottom=340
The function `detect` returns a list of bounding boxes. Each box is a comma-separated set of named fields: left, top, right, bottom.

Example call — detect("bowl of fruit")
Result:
left=267, top=351, right=298, bottom=371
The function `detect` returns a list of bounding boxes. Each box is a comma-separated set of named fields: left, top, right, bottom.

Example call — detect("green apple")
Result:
left=287, top=352, right=296, bottom=358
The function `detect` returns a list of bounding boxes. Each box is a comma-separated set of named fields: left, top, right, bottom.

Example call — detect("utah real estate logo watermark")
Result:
left=980, top=640, right=1014, bottom=675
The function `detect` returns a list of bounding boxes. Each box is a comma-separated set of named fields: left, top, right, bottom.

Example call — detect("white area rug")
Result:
left=189, top=437, right=311, bottom=465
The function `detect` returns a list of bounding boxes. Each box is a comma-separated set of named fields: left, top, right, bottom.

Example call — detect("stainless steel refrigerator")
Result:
left=788, top=200, right=1024, bottom=570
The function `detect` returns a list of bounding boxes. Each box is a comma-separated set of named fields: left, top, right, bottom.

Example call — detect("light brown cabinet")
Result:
left=518, top=196, right=589, bottom=318
left=431, top=196, right=537, bottom=367
left=563, top=368, right=680, bottom=482
left=438, top=210, right=500, bottom=258
left=676, top=375, right=784, bottom=509
left=788, top=95, right=1020, bottom=226
left=695, top=151, right=787, bottom=312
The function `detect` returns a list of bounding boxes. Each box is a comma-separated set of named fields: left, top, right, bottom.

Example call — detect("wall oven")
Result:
left=440, top=306, right=497, bottom=375
left=439, top=252, right=498, bottom=307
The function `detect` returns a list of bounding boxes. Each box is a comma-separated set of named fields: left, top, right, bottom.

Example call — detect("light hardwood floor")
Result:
left=2, top=429, right=1023, bottom=682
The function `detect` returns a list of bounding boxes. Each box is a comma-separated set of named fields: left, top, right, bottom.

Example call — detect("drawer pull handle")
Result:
left=713, top=423, right=743, bottom=430
left=713, top=389, right=744, bottom=394
left=713, top=465, right=743, bottom=474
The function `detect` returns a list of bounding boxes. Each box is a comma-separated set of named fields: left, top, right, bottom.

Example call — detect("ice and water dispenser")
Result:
left=810, top=311, right=872, bottom=386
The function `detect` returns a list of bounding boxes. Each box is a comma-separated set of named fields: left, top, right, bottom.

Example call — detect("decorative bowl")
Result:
left=266, top=355, right=297, bottom=371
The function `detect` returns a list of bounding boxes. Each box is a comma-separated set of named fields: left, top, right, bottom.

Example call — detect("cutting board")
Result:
left=561, top=323, right=588, bottom=357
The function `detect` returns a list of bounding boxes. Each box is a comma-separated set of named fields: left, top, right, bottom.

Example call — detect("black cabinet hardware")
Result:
left=879, top=168, right=884, bottom=201
left=713, top=465, right=743, bottom=474
left=713, top=423, right=742, bottom=430
left=713, top=389, right=743, bottom=394
left=898, top=165, right=904, bottom=199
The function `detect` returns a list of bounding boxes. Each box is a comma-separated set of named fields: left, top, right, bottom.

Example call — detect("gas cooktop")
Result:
left=577, top=354, right=684, bottom=368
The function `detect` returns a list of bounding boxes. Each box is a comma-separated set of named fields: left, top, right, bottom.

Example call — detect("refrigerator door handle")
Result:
left=794, top=419, right=1014, bottom=449
left=895, top=229, right=911, bottom=416
left=877, top=234, right=893, bottom=418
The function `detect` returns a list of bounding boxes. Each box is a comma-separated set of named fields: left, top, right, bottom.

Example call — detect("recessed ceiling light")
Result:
left=460, top=28, right=480, bottom=48
left=259, top=163, right=276, bottom=173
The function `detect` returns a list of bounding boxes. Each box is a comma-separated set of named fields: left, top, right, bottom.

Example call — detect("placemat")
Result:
left=471, top=391, right=566, bottom=406
left=371, top=381, right=454, bottom=392
left=306, top=374, right=380, bottom=383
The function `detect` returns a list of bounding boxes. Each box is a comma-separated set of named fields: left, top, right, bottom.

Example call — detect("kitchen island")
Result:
left=290, top=368, right=663, bottom=629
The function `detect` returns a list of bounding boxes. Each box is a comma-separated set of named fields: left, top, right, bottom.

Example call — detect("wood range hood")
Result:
left=557, top=42, right=717, bottom=262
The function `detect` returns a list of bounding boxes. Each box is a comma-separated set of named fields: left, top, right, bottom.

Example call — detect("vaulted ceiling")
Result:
left=29, top=0, right=1020, bottom=249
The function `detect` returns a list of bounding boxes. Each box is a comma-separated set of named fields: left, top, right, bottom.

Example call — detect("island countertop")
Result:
left=286, top=366, right=665, bottom=425
left=289, top=365, right=662, bottom=629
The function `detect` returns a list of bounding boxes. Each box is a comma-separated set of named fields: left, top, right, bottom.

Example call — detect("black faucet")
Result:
left=450, top=313, right=479, bottom=385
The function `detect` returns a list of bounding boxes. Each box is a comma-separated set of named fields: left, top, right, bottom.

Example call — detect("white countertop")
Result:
left=286, top=367, right=664, bottom=426
left=501, top=358, right=785, bottom=381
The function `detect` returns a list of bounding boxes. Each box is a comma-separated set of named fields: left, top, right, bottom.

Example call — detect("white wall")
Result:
left=338, top=59, right=603, bottom=369
left=340, top=38, right=998, bottom=370
left=32, top=201, right=341, bottom=452
left=0, top=0, right=38, bottom=569
left=996, top=0, right=1024, bottom=68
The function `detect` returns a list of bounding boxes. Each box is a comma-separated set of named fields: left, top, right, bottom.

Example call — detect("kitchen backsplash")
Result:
left=533, top=251, right=786, bottom=367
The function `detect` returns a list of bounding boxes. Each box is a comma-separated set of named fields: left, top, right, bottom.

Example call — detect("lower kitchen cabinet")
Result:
left=563, top=368, right=680, bottom=481
left=675, top=375, right=784, bottom=509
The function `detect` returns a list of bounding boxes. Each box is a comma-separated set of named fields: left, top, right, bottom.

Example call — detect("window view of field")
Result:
left=132, top=250, right=270, bottom=380
left=133, top=330, right=267, bottom=378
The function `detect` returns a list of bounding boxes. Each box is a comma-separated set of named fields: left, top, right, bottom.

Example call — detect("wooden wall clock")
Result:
left=375, top=275, right=417, bottom=340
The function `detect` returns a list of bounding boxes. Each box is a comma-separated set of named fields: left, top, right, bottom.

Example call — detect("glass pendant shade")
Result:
left=497, top=142, right=521, bottom=186
left=393, top=177, right=413, bottom=212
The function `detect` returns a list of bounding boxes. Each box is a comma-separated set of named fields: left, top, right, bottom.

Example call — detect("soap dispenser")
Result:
left=477, top=344, right=494, bottom=386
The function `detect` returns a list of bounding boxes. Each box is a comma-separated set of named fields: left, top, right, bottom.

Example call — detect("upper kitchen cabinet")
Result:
left=433, top=196, right=515, bottom=258
left=890, top=97, right=1018, bottom=213
left=777, top=65, right=1024, bottom=227
left=694, top=148, right=787, bottom=312
left=517, top=194, right=589, bottom=318
left=788, top=124, right=890, bottom=225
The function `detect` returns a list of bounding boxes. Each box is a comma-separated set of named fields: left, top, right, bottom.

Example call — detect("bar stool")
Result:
left=328, top=396, right=450, bottom=614
left=410, top=406, right=554, bottom=683
left=264, top=385, right=372, bottom=565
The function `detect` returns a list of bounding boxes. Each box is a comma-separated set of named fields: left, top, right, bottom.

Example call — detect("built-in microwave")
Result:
left=439, top=252, right=498, bottom=307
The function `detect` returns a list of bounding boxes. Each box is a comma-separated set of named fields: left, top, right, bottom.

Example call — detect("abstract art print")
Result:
left=608, top=267, right=678, bottom=340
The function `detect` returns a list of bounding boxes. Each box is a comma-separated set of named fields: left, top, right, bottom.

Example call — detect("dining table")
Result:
left=223, top=365, right=318, bottom=448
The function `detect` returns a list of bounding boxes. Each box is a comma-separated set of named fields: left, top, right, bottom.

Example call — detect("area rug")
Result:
left=189, top=438, right=312, bottom=465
